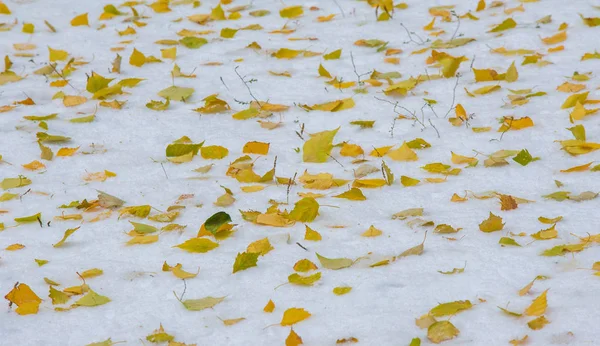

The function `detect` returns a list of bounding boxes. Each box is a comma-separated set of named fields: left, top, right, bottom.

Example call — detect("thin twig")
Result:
left=428, top=119, right=440, bottom=138
left=234, top=66, right=262, bottom=109
left=220, top=76, right=229, bottom=91
left=491, top=116, right=513, bottom=142
left=350, top=51, right=371, bottom=86
left=160, top=163, right=168, bottom=180
left=296, top=242, right=308, bottom=251
left=444, top=74, right=461, bottom=118
left=50, top=63, right=80, bottom=92
left=332, top=0, right=345, bottom=18
left=450, top=11, right=461, bottom=41
left=400, top=23, right=425, bottom=45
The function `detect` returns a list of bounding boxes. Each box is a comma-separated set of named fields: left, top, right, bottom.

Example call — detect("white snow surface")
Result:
left=1, top=0, right=600, bottom=345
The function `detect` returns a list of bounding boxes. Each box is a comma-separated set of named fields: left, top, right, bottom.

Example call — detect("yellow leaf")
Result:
left=427, top=321, right=460, bottom=344
left=340, top=143, right=364, bottom=157
left=126, top=235, right=159, bottom=245
left=324, top=49, right=342, bottom=60
left=129, top=48, right=146, bottom=67
left=293, top=259, right=318, bottom=272
left=524, top=289, right=548, bottom=316
left=430, top=300, right=472, bottom=316
left=240, top=185, right=265, bottom=193
left=286, top=329, right=303, bottom=346
left=562, top=92, right=589, bottom=109
left=48, top=47, right=69, bottom=61
left=56, top=147, right=79, bottom=157
left=400, top=176, right=420, bottom=187
left=451, top=152, right=477, bottom=165
left=242, top=141, right=269, bottom=155
left=538, top=216, right=562, bottom=224
left=201, top=145, right=229, bottom=159
left=333, top=188, right=366, bottom=201
left=222, top=317, right=245, bottom=326
left=49, top=286, right=69, bottom=305
left=171, top=265, right=199, bottom=279
left=161, top=47, right=177, bottom=60
left=361, top=225, right=382, bottom=237
left=22, top=23, right=34, bottom=34
left=263, top=299, right=275, bottom=313
left=352, top=179, right=386, bottom=188
left=304, top=225, right=323, bottom=241
left=527, top=316, right=549, bottom=330
left=22, top=160, right=45, bottom=171
left=505, top=61, right=518, bottom=82
left=280, top=307, right=311, bottom=326
left=4, top=283, right=42, bottom=315
left=221, top=28, right=238, bottom=38
left=560, top=162, right=592, bottom=172
left=80, top=268, right=103, bottom=278
left=303, top=128, right=339, bottom=163
left=63, top=95, right=87, bottom=107
left=0, top=2, right=11, bottom=14
left=71, top=13, right=89, bottom=26
left=246, top=237, right=274, bottom=256
left=316, top=253, right=353, bottom=269
left=479, top=212, right=504, bottom=232
left=388, top=142, right=418, bottom=161
left=53, top=226, right=80, bottom=247
left=333, top=286, right=352, bottom=295
left=489, top=18, right=517, bottom=32
left=280, top=6, right=303, bottom=19
left=256, top=213, right=295, bottom=227
left=541, top=31, right=567, bottom=45
left=317, top=14, right=336, bottom=22
left=6, top=243, right=25, bottom=250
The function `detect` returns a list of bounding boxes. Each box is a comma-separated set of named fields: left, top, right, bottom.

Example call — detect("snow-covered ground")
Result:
left=1, top=0, right=600, bottom=345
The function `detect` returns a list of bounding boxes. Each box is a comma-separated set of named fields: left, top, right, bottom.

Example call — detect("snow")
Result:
left=1, top=0, right=600, bottom=345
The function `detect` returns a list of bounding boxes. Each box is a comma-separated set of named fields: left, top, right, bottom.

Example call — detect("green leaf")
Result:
left=513, top=149, right=533, bottom=166
left=179, top=296, right=225, bottom=311
left=165, top=142, right=203, bottom=158
left=316, top=253, right=353, bottom=270
left=409, top=338, right=421, bottom=346
left=86, top=73, right=113, bottom=93
left=70, top=115, right=95, bottom=123
left=288, top=197, right=319, bottom=222
left=36, top=132, right=71, bottom=143
left=76, top=290, right=111, bottom=307
left=1, top=176, right=32, bottom=190
left=541, top=243, right=587, bottom=256
left=349, top=120, right=375, bottom=128
left=324, top=49, right=341, bottom=60
left=24, top=113, right=58, bottom=121
left=542, top=191, right=570, bottom=201
left=158, top=86, right=194, bottom=101
left=86, top=338, right=118, bottom=346
left=14, top=212, right=41, bottom=223
left=567, top=124, right=586, bottom=141
left=179, top=37, right=208, bottom=49
left=233, top=251, right=259, bottom=273
left=489, top=18, right=517, bottom=32
left=174, top=238, right=219, bottom=253
left=499, top=237, right=521, bottom=247
left=205, top=211, right=232, bottom=234
left=49, top=286, right=70, bottom=305
left=129, top=221, right=158, bottom=234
